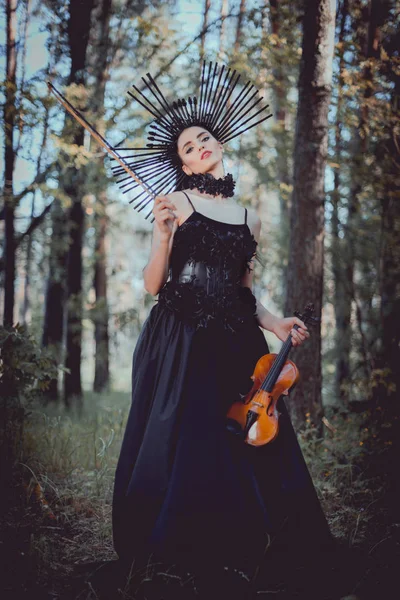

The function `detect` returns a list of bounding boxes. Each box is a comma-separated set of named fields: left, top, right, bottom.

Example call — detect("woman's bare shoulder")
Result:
left=166, top=190, right=183, bottom=201
left=166, top=190, right=186, bottom=208
left=165, top=190, right=189, bottom=223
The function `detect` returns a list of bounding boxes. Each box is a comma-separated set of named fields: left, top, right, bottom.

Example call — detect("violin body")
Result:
left=226, top=354, right=299, bottom=446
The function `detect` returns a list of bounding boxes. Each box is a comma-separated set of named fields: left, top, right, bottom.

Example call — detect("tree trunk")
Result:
left=42, top=200, right=67, bottom=400
left=331, top=0, right=351, bottom=409
left=93, top=191, right=110, bottom=392
left=63, top=0, right=96, bottom=406
left=269, top=0, right=290, bottom=230
left=234, top=0, right=246, bottom=54
left=0, top=0, right=25, bottom=512
left=21, top=196, right=34, bottom=325
left=284, top=0, right=336, bottom=430
left=379, top=173, right=400, bottom=406
left=64, top=193, right=85, bottom=405
left=3, top=0, right=18, bottom=327
left=340, top=0, right=387, bottom=406
left=200, top=0, right=211, bottom=61
left=375, top=14, right=400, bottom=411
left=218, top=0, right=228, bottom=60
left=90, top=0, right=112, bottom=393
left=22, top=58, right=51, bottom=326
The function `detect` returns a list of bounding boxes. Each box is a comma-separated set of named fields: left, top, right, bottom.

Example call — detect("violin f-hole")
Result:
left=243, top=410, right=259, bottom=439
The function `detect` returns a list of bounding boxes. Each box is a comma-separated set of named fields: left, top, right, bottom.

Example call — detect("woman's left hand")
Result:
left=272, top=316, right=310, bottom=347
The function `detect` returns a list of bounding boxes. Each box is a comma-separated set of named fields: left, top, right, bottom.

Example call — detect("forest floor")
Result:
left=0, top=392, right=398, bottom=600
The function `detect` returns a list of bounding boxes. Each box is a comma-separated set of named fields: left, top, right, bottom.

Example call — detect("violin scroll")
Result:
left=294, top=302, right=319, bottom=329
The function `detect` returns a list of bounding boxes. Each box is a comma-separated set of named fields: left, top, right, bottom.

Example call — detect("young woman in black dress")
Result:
left=111, top=125, right=335, bottom=600
left=103, top=61, right=337, bottom=599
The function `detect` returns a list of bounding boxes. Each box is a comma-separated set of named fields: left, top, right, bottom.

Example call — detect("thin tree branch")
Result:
left=15, top=201, right=54, bottom=248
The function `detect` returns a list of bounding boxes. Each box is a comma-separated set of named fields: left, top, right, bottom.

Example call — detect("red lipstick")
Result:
left=201, top=151, right=212, bottom=160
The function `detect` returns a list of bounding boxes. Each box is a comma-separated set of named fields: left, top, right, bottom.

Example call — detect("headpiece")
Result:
left=110, top=61, right=273, bottom=220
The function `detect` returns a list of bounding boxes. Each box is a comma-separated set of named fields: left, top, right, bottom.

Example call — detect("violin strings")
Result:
left=262, top=328, right=298, bottom=391
left=260, top=335, right=293, bottom=392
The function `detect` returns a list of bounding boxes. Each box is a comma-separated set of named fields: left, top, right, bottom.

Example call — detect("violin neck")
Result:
left=261, top=331, right=294, bottom=392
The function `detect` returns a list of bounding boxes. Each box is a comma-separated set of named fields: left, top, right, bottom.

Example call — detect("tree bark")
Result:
left=284, top=0, right=336, bottom=429
left=269, top=0, right=291, bottom=230
left=218, top=0, right=228, bottom=60
left=90, top=0, right=113, bottom=393
left=3, top=0, right=18, bottom=326
left=0, top=0, right=24, bottom=514
left=234, top=0, right=246, bottom=54
left=63, top=0, right=96, bottom=406
left=93, top=191, right=110, bottom=392
left=331, top=0, right=350, bottom=409
left=200, top=0, right=211, bottom=61
left=22, top=56, right=51, bottom=326
left=375, top=7, right=400, bottom=411
left=42, top=199, right=67, bottom=400
left=342, top=0, right=387, bottom=403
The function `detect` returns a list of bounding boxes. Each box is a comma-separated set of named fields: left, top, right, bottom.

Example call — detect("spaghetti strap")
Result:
left=182, top=191, right=196, bottom=212
left=244, top=207, right=247, bottom=225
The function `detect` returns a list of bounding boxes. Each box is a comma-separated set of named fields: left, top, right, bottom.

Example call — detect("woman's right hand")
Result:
left=152, top=195, right=178, bottom=242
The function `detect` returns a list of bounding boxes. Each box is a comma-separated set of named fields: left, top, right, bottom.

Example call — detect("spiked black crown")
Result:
left=110, top=61, right=273, bottom=221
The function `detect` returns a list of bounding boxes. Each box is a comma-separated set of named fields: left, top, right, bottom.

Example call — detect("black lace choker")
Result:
left=184, top=172, right=236, bottom=198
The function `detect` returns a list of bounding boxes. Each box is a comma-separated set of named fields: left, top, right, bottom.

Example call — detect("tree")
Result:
left=330, top=0, right=350, bottom=409
left=284, top=0, right=336, bottom=429
left=234, top=0, right=246, bottom=54
left=373, top=2, right=400, bottom=410
left=3, top=0, right=18, bottom=326
left=89, top=0, right=113, bottom=393
left=63, top=0, right=97, bottom=406
left=200, top=0, right=211, bottom=61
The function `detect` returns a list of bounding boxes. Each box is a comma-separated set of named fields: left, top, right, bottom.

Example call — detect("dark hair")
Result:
left=172, top=139, right=186, bottom=191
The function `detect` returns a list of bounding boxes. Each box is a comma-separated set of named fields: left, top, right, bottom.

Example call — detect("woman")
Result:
left=111, top=64, right=335, bottom=600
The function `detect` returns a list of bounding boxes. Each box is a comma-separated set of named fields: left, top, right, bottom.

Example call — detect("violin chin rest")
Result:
left=225, top=418, right=243, bottom=437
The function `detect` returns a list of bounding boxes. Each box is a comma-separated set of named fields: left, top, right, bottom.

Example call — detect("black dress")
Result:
left=112, top=192, right=334, bottom=588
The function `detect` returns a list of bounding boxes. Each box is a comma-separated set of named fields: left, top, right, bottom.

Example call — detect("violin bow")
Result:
left=46, top=81, right=156, bottom=218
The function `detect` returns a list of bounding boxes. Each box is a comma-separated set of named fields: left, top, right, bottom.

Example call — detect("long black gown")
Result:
left=112, top=192, right=335, bottom=591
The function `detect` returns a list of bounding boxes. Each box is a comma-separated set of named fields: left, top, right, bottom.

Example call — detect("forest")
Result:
left=0, top=0, right=399, bottom=598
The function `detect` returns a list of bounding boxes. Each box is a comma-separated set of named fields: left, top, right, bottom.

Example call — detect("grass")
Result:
left=298, top=412, right=378, bottom=547
left=1, top=392, right=397, bottom=599
left=21, top=391, right=128, bottom=558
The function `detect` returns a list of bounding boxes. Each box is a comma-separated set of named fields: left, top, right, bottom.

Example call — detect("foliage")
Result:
left=298, top=412, right=375, bottom=546
left=20, top=392, right=128, bottom=565
left=0, top=323, right=60, bottom=400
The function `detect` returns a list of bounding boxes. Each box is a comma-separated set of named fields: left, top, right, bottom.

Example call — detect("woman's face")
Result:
left=177, top=126, right=223, bottom=176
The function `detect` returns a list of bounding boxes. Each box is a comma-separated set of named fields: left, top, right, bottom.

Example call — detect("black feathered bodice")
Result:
left=156, top=210, right=259, bottom=333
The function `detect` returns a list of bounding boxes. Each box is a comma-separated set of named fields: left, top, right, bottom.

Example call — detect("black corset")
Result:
left=156, top=212, right=259, bottom=333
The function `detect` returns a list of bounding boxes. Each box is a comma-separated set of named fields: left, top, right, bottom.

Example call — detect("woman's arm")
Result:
left=143, top=195, right=178, bottom=295
left=255, top=298, right=280, bottom=332
left=143, top=226, right=173, bottom=296
left=240, top=213, right=309, bottom=346
left=240, top=216, right=279, bottom=331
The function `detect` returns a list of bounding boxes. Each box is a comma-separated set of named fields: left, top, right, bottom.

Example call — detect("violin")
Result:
left=226, top=303, right=319, bottom=446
